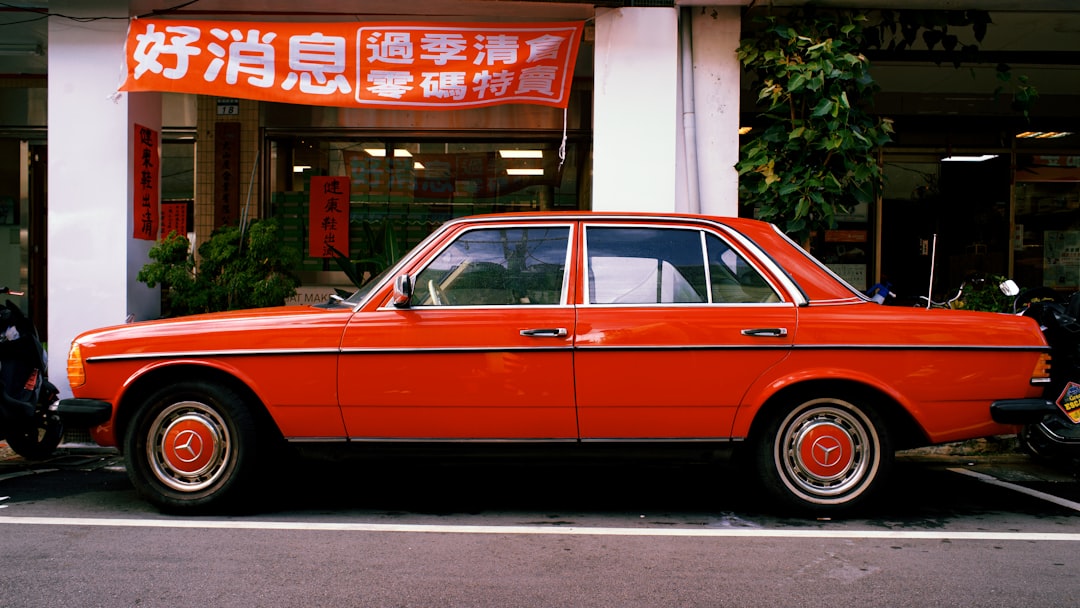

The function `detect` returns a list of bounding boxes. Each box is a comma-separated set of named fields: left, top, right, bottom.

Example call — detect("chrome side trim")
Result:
left=88, top=342, right=1046, bottom=363
left=573, top=343, right=1045, bottom=352
left=340, top=346, right=573, bottom=354
left=86, top=347, right=341, bottom=363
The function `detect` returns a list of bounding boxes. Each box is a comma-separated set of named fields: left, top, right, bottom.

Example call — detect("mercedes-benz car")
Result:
left=58, top=212, right=1051, bottom=514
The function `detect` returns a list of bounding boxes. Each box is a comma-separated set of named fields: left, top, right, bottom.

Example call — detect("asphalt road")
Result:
left=1, top=442, right=1078, bottom=608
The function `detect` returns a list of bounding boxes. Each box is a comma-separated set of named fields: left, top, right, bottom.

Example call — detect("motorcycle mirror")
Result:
left=1000, top=279, right=1020, bottom=297
left=391, top=274, right=414, bottom=308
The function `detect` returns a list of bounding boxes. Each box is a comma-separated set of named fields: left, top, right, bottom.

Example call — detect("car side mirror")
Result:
left=392, top=274, right=414, bottom=308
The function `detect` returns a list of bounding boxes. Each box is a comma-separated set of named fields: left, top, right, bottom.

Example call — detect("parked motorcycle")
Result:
left=999, top=284, right=1080, bottom=465
left=0, top=287, right=63, bottom=459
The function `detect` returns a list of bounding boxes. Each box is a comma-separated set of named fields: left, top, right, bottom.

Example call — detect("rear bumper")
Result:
left=990, top=398, right=1057, bottom=424
left=55, top=398, right=113, bottom=427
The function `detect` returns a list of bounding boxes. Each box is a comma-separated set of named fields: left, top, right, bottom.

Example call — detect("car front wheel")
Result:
left=753, top=395, right=892, bottom=515
left=124, top=380, right=259, bottom=512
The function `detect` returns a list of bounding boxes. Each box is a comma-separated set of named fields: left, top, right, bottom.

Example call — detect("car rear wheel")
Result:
left=753, top=395, right=892, bottom=515
left=124, top=380, right=258, bottom=512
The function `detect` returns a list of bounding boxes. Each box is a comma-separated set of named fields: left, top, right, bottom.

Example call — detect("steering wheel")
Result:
left=427, top=279, right=451, bottom=306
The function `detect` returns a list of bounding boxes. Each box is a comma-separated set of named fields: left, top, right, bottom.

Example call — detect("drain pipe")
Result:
left=680, top=6, right=701, bottom=214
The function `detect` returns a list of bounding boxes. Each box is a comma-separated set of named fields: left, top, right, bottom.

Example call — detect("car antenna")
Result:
left=925, top=233, right=938, bottom=310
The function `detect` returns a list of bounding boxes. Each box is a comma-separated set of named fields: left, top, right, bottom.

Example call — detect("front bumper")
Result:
left=990, top=398, right=1058, bottom=424
left=55, top=398, right=113, bottom=427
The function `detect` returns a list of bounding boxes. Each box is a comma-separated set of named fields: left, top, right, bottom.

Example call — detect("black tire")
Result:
left=124, top=380, right=259, bottom=512
left=6, top=411, right=63, bottom=460
left=1017, top=423, right=1053, bottom=460
left=753, top=395, right=892, bottom=515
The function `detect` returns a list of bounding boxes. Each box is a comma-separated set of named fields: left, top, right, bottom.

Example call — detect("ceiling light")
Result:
left=413, top=162, right=425, bottom=170
left=941, top=154, right=998, bottom=162
left=293, top=165, right=311, bottom=173
left=499, top=150, right=543, bottom=159
left=1016, top=131, right=1074, bottom=139
left=507, top=168, right=544, bottom=176
left=363, top=148, right=412, bottom=157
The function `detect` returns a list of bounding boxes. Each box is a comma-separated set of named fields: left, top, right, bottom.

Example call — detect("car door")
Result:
left=337, top=222, right=578, bottom=440
left=573, top=222, right=797, bottom=440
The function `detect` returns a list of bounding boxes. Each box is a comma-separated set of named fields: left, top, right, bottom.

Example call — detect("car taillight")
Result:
left=67, top=342, right=86, bottom=388
left=1031, top=352, right=1052, bottom=385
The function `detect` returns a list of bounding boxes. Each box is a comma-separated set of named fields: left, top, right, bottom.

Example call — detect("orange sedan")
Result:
left=58, top=212, right=1051, bottom=514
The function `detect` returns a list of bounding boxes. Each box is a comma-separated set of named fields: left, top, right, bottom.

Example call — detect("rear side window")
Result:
left=585, top=226, right=778, bottom=305
left=412, top=226, right=571, bottom=306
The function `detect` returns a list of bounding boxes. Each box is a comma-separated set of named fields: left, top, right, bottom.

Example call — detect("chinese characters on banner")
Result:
left=214, top=122, right=241, bottom=227
left=133, top=124, right=159, bottom=240
left=161, top=202, right=189, bottom=238
left=120, top=19, right=583, bottom=110
left=309, top=176, right=350, bottom=258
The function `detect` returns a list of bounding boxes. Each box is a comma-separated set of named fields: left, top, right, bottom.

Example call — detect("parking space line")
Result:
left=948, top=467, right=1080, bottom=513
left=1, top=515, right=1079, bottom=541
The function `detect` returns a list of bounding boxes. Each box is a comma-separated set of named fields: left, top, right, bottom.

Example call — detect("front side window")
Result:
left=412, top=226, right=571, bottom=306
left=585, top=226, right=778, bottom=305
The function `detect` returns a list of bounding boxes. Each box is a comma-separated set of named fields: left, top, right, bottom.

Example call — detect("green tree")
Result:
left=736, top=8, right=894, bottom=244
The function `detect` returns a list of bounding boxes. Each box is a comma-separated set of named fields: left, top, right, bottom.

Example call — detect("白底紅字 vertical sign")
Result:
left=120, top=20, right=583, bottom=110
left=133, top=124, right=159, bottom=240
left=309, top=176, right=349, bottom=258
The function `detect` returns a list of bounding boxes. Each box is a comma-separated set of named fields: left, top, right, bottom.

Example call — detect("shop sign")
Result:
left=309, top=176, right=350, bottom=258
left=214, top=122, right=241, bottom=228
left=161, top=201, right=189, bottom=238
left=133, top=124, right=159, bottom=241
left=121, top=19, right=584, bottom=110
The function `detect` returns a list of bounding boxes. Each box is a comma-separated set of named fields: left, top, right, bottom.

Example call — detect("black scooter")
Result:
left=994, top=285, right=1080, bottom=466
left=0, top=287, right=63, bottom=459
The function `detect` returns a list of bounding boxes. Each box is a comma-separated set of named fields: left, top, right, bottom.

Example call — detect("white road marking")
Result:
left=0, top=515, right=1078, bottom=541
left=948, top=467, right=1080, bottom=513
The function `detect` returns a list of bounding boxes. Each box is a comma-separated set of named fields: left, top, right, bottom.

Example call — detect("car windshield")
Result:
left=338, top=266, right=395, bottom=306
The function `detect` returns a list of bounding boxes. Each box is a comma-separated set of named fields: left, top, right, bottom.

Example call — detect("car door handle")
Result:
left=520, top=328, right=569, bottom=337
left=741, top=328, right=788, bottom=338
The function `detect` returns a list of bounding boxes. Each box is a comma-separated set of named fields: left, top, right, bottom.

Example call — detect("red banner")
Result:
left=214, top=122, right=241, bottom=228
left=161, top=201, right=189, bottom=238
left=121, top=19, right=583, bottom=110
left=133, top=124, right=159, bottom=240
left=309, top=176, right=350, bottom=258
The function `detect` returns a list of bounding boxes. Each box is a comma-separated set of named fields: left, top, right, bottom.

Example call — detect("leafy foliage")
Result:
left=955, top=274, right=1015, bottom=313
left=138, top=219, right=301, bottom=317
left=736, top=9, right=894, bottom=243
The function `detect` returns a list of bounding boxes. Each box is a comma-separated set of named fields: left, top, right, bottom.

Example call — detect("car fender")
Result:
left=108, top=356, right=274, bottom=436
left=731, top=364, right=915, bottom=440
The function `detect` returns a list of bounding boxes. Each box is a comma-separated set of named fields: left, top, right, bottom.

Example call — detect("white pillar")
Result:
left=48, top=0, right=160, bottom=397
left=691, top=6, right=742, bottom=217
left=592, top=7, right=679, bottom=212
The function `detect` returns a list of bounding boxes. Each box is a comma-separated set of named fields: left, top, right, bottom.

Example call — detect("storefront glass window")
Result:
left=268, top=137, right=587, bottom=284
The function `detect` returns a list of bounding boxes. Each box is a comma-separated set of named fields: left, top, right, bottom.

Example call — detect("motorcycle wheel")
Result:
left=6, top=411, right=63, bottom=460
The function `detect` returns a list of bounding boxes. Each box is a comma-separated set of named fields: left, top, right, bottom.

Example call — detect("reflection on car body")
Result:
left=57, top=212, right=1051, bottom=515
